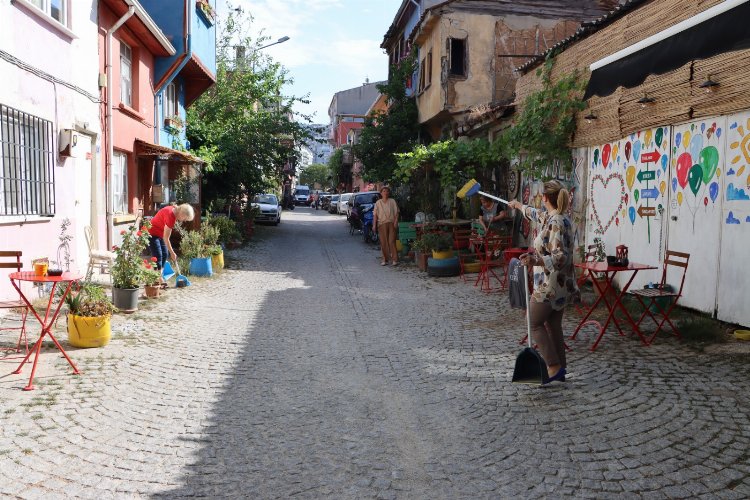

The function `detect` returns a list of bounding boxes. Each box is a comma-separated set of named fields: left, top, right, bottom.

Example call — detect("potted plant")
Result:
left=423, top=232, right=454, bottom=259
left=178, top=227, right=213, bottom=277
left=411, top=238, right=430, bottom=271
left=111, top=222, right=151, bottom=312
left=201, top=217, right=224, bottom=271
left=65, top=282, right=115, bottom=348
left=142, top=264, right=162, bottom=298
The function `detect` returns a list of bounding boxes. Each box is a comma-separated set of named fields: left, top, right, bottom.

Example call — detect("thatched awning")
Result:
left=135, top=140, right=204, bottom=164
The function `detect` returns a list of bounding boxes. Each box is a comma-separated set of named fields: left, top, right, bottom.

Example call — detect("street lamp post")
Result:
left=257, top=36, right=290, bottom=52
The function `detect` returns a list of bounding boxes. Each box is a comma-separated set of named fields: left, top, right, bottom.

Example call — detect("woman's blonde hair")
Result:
left=543, top=180, right=570, bottom=214
left=176, top=203, right=195, bottom=221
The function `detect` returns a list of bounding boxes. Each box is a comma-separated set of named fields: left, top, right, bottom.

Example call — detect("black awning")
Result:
left=584, top=2, right=750, bottom=99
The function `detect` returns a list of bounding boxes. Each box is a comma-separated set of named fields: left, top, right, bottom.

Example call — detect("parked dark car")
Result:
left=328, top=194, right=340, bottom=214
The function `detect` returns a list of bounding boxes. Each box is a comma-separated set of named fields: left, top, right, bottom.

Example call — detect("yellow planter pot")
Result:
left=432, top=250, right=454, bottom=260
left=211, top=251, right=224, bottom=271
left=67, top=314, right=111, bottom=348
left=396, top=240, right=403, bottom=252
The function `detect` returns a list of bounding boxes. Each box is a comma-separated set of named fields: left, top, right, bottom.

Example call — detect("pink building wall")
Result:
left=0, top=1, right=100, bottom=300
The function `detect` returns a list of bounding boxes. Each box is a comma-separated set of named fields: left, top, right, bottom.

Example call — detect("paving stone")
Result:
left=1, top=209, right=749, bottom=498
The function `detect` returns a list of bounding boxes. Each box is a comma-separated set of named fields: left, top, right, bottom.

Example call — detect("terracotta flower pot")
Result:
left=144, top=285, right=161, bottom=298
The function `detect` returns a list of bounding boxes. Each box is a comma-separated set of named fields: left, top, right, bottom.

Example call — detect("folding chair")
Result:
left=85, top=226, right=114, bottom=282
left=475, top=234, right=511, bottom=292
left=628, top=250, right=690, bottom=344
left=0, top=251, right=29, bottom=356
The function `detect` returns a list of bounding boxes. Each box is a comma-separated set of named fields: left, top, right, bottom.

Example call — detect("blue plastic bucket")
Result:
left=189, top=257, right=213, bottom=277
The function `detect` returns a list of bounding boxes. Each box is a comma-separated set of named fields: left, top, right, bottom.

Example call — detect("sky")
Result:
left=216, top=0, right=404, bottom=124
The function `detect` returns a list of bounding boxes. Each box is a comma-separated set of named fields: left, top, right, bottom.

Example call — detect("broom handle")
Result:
left=523, top=263, right=532, bottom=348
left=477, top=191, right=510, bottom=206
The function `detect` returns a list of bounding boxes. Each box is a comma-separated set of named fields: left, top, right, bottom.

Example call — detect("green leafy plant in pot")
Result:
left=142, top=260, right=162, bottom=298
left=422, top=232, right=454, bottom=259
left=65, top=282, right=115, bottom=348
left=111, top=221, right=151, bottom=312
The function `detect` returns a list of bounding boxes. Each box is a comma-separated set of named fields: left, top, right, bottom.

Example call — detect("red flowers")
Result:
left=112, top=245, right=119, bottom=251
left=136, top=231, right=142, bottom=236
left=120, top=230, right=126, bottom=235
left=150, top=257, right=158, bottom=262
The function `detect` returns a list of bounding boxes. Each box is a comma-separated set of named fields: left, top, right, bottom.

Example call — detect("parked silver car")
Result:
left=251, top=194, right=281, bottom=225
left=337, top=193, right=352, bottom=215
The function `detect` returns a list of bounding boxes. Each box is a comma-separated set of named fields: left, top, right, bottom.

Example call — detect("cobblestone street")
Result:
left=1, top=207, right=749, bottom=499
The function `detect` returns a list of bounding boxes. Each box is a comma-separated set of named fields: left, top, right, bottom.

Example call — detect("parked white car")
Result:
left=251, top=194, right=281, bottom=225
left=338, top=193, right=352, bottom=215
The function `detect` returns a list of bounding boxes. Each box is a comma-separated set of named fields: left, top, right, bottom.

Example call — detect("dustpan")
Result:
left=173, top=261, right=191, bottom=288
left=161, top=261, right=176, bottom=281
left=512, top=264, right=549, bottom=385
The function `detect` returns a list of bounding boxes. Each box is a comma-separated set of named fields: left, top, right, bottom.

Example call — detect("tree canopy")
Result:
left=298, top=163, right=332, bottom=189
left=187, top=8, right=313, bottom=207
left=353, top=55, right=420, bottom=183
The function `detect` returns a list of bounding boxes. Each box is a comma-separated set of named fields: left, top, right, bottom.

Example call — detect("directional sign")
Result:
left=637, top=170, right=656, bottom=182
left=640, top=188, right=659, bottom=199
left=638, top=205, right=656, bottom=218
left=641, top=151, right=661, bottom=163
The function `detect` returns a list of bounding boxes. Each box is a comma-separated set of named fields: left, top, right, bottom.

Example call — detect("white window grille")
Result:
left=0, top=104, right=55, bottom=216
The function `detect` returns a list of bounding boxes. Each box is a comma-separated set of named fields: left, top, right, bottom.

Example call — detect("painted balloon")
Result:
left=675, top=132, right=682, bottom=148
left=688, top=164, right=703, bottom=196
left=683, top=131, right=691, bottom=150
left=657, top=169, right=661, bottom=178
left=717, top=128, right=722, bottom=138
left=672, top=177, right=678, bottom=192
left=660, top=180, right=666, bottom=195
left=593, top=148, right=600, bottom=166
left=602, top=143, right=611, bottom=168
left=644, top=130, right=653, bottom=146
left=655, top=127, right=663, bottom=147
left=709, top=181, right=719, bottom=202
left=677, top=192, right=683, bottom=206
left=625, top=141, right=632, bottom=161
left=676, top=152, right=692, bottom=189
left=624, top=193, right=629, bottom=205
left=612, top=144, right=619, bottom=161
left=704, top=197, right=708, bottom=207
left=628, top=206, right=636, bottom=224
left=689, top=134, right=704, bottom=164
left=701, top=123, right=706, bottom=134
left=699, top=146, right=719, bottom=184
left=616, top=217, right=620, bottom=226
left=661, top=154, right=668, bottom=171
left=626, top=165, right=636, bottom=191
left=633, top=140, right=642, bottom=163
left=634, top=189, right=640, bottom=203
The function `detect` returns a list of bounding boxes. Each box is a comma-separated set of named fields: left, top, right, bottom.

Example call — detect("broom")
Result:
left=457, top=179, right=511, bottom=205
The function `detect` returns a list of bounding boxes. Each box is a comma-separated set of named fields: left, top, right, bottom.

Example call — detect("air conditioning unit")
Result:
left=59, top=129, right=79, bottom=157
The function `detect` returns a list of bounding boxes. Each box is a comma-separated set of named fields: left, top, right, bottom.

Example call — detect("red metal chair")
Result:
left=574, top=244, right=598, bottom=316
left=0, top=251, right=29, bottom=356
left=474, top=234, right=511, bottom=292
left=628, top=250, right=690, bottom=345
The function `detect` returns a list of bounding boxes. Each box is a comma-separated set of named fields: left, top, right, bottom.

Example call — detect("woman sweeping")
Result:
left=148, top=203, right=195, bottom=274
left=508, top=180, right=579, bottom=383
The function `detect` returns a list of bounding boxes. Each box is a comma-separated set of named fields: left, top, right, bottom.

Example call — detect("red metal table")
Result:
left=571, top=262, right=657, bottom=351
left=9, top=271, right=82, bottom=391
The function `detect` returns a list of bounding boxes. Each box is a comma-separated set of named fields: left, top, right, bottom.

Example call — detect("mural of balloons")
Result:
left=660, top=180, right=666, bottom=196
left=634, top=189, right=640, bottom=203
left=628, top=206, right=636, bottom=224
left=625, top=141, right=632, bottom=161
left=672, top=177, right=678, bottom=192
left=644, top=130, right=653, bottom=146
left=700, top=146, right=719, bottom=185
left=675, top=132, right=682, bottom=148
left=602, top=143, right=611, bottom=168
left=677, top=192, right=683, bottom=205
left=688, top=164, right=703, bottom=196
left=612, top=144, right=619, bottom=162
left=689, top=134, right=704, bottom=164
left=633, top=140, right=642, bottom=163
left=709, top=181, right=719, bottom=203
left=676, top=152, right=692, bottom=188
left=626, top=165, right=636, bottom=191
left=655, top=127, right=663, bottom=147
left=593, top=148, right=600, bottom=166
left=661, top=155, right=668, bottom=171
left=683, top=131, right=691, bottom=150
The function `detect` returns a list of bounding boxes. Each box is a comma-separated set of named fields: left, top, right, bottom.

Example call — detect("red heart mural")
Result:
left=590, top=173, right=625, bottom=235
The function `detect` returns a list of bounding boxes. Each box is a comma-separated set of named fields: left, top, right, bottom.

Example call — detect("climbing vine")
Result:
left=394, top=57, right=586, bottom=188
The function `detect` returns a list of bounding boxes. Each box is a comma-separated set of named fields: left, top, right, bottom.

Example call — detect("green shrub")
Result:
left=208, top=215, right=241, bottom=244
